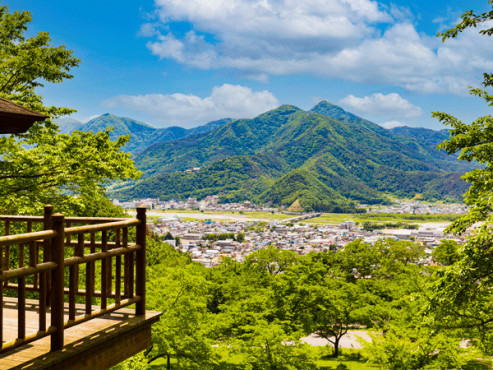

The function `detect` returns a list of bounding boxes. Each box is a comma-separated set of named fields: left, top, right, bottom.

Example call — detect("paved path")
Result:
left=281, top=213, right=321, bottom=224
left=301, top=330, right=372, bottom=349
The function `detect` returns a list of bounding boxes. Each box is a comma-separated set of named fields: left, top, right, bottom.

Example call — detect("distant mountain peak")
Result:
left=310, top=100, right=390, bottom=135
left=311, top=100, right=336, bottom=108
left=277, top=104, right=302, bottom=110
left=265, top=104, right=302, bottom=115
left=56, top=113, right=231, bottom=155
left=311, top=101, right=356, bottom=118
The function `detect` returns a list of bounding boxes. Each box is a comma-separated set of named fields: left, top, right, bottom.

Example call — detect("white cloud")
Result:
left=139, top=23, right=159, bottom=37
left=102, top=84, right=279, bottom=127
left=340, top=92, right=423, bottom=118
left=143, top=1, right=493, bottom=94
left=380, top=120, right=406, bottom=129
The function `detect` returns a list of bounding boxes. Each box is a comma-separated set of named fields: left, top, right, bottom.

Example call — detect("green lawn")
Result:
left=148, top=356, right=373, bottom=369
left=147, top=209, right=459, bottom=225
left=316, top=359, right=376, bottom=369
left=133, top=347, right=493, bottom=369
left=301, top=212, right=459, bottom=225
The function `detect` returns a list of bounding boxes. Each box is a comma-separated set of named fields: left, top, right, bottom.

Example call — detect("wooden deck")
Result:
left=0, top=297, right=160, bottom=369
left=0, top=207, right=161, bottom=368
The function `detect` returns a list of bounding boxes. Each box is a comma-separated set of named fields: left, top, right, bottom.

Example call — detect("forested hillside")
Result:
left=109, top=102, right=473, bottom=211
left=115, top=238, right=485, bottom=369
left=57, top=114, right=231, bottom=154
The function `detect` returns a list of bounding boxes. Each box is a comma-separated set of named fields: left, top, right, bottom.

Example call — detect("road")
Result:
left=301, top=330, right=372, bottom=349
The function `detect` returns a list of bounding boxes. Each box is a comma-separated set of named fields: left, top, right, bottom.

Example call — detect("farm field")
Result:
left=132, top=209, right=459, bottom=226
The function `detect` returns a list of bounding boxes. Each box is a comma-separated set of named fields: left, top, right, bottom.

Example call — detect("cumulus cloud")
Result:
left=340, top=93, right=423, bottom=118
left=143, top=0, right=493, bottom=94
left=102, top=84, right=279, bottom=127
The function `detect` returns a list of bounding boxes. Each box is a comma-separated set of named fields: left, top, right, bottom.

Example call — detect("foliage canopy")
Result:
left=0, top=5, right=140, bottom=215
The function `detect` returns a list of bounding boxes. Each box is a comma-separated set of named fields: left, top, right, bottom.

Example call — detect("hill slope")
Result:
left=57, top=115, right=232, bottom=154
left=110, top=102, right=473, bottom=211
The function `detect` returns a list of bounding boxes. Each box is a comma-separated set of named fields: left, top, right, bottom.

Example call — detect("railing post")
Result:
left=50, top=213, right=65, bottom=351
left=42, top=205, right=53, bottom=309
left=136, top=207, right=146, bottom=315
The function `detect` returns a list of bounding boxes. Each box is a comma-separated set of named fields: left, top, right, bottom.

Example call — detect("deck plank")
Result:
left=0, top=297, right=160, bottom=369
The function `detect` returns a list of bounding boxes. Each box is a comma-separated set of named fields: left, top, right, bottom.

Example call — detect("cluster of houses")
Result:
left=113, top=197, right=276, bottom=212
left=148, top=217, right=463, bottom=268
left=115, top=198, right=468, bottom=216
left=369, top=200, right=468, bottom=214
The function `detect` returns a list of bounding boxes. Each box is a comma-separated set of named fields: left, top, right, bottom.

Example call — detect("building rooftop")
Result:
left=0, top=97, right=48, bottom=134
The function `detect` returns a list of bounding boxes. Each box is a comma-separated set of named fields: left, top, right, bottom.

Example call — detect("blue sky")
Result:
left=7, top=0, right=492, bottom=129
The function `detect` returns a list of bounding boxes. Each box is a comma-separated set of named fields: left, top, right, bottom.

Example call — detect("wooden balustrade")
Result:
left=0, top=206, right=147, bottom=354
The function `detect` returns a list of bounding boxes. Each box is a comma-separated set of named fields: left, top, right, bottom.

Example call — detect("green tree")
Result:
left=146, top=264, right=217, bottom=369
left=432, top=240, right=459, bottom=266
left=163, top=232, right=175, bottom=241
left=429, top=0, right=493, bottom=357
left=208, top=254, right=315, bottom=369
left=147, top=237, right=190, bottom=267
left=0, top=5, right=140, bottom=216
left=235, top=321, right=315, bottom=370
left=236, top=232, right=245, bottom=242
left=244, top=245, right=299, bottom=275
left=433, top=2, right=493, bottom=233
left=362, top=325, right=475, bottom=370
left=308, top=280, right=359, bottom=358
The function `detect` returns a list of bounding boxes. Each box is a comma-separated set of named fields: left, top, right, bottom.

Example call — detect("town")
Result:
left=147, top=214, right=463, bottom=268
left=114, top=197, right=468, bottom=215
left=114, top=196, right=276, bottom=212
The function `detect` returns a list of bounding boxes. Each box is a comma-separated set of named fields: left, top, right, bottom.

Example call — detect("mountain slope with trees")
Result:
left=57, top=114, right=232, bottom=154
left=110, top=102, right=474, bottom=211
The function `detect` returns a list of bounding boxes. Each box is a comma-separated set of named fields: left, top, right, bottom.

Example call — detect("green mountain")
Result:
left=57, top=114, right=232, bottom=154
left=389, top=126, right=450, bottom=145
left=55, top=117, right=83, bottom=134
left=310, top=101, right=390, bottom=136
left=109, top=101, right=474, bottom=211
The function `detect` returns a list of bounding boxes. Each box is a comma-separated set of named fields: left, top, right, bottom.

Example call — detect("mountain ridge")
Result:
left=108, top=101, right=473, bottom=211
left=56, top=115, right=232, bottom=154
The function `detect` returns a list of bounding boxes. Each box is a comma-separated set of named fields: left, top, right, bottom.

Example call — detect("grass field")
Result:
left=141, top=345, right=492, bottom=369
left=144, top=209, right=459, bottom=224
left=147, top=347, right=376, bottom=369
left=301, top=212, right=459, bottom=225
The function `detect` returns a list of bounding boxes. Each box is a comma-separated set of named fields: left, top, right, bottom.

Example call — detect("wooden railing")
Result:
left=0, top=205, right=147, bottom=354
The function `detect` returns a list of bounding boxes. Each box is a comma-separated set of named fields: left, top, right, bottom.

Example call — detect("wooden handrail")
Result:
left=0, top=230, right=56, bottom=246
left=64, top=240, right=129, bottom=249
left=64, top=296, right=141, bottom=329
left=6, top=283, right=137, bottom=299
left=0, top=215, right=44, bottom=222
left=64, top=219, right=139, bottom=236
left=0, top=326, right=57, bottom=354
left=0, top=206, right=147, bottom=355
left=0, top=262, right=57, bottom=281
left=64, top=216, right=129, bottom=223
left=0, top=215, right=128, bottom=223
left=63, top=244, right=140, bottom=267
